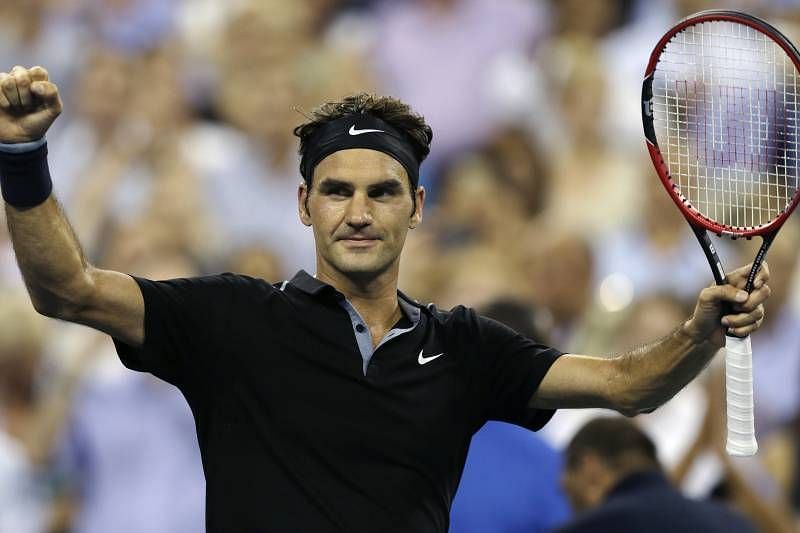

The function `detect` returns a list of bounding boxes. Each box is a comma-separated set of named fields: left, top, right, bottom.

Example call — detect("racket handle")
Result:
left=724, top=335, right=757, bottom=456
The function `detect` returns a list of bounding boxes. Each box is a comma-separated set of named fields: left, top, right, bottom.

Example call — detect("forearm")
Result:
left=5, top=195, right=94, bottom=316
left=613, top=323, right=720, bottom=415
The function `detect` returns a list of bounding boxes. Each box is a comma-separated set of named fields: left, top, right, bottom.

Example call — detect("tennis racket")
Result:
left=642, top=10, right=800, bottom=456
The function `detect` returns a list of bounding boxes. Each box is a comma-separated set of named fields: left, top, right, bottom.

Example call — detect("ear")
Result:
left=298, top=183, right=312, bottom=227
left=409, top=186, right=425, bottom=229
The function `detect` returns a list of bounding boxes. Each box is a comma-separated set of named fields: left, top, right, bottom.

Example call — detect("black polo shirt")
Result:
left=113, top=270, right=563, bottom=533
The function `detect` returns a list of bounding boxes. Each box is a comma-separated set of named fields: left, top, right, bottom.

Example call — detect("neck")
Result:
left=315, top=261, right=402, bottom=331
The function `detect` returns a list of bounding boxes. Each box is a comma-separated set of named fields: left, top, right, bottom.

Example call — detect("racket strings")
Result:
left=653, top=20, right=800, bottom=231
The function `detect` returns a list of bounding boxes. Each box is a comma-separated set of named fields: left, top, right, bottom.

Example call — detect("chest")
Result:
left=213, top=313, right=477, bottom=462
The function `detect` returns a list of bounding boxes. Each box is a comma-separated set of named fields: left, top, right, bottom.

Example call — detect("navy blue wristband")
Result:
left=0, top=143, right=53, bottom=208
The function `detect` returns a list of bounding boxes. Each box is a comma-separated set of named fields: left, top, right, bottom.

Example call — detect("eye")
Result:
left=369, top=185, right=401, bottom=199
left=323, top=185, right=351, bottom=198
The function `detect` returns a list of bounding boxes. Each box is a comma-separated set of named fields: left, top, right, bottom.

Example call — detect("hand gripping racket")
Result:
left=642, top=10, right=800, bottom=456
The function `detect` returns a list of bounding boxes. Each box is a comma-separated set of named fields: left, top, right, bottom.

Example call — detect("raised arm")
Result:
left=531, top=263, right=770, bottom=415
left=1, top=65, right=144, bottom=346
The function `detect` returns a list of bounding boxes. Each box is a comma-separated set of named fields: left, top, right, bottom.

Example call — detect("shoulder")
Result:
left=422, top=302, right=471, bottom=325
left=132, top=272, right=285, bottom=307
left=424, top=303, right=510, bottom=333
left=560, top=489, right=755, bottom=533
left=688, top=499, right=756, bottom=531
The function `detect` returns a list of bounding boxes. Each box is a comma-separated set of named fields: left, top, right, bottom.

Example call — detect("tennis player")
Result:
left=0, top=66, right=770, bottom=533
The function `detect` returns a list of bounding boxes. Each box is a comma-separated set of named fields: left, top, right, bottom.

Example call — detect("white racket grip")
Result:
left=724, top=335, right=757, bottom=456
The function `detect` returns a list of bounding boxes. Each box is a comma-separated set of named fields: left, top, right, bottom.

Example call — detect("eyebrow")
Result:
left=367, top=179, right=403, bottom=194
left=318, top=178, right=353, bottom=193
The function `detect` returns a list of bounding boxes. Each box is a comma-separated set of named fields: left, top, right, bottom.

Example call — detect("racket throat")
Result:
left=691, top=225, right=727, bottom=285
left=745, top=234, right=775, bottom=292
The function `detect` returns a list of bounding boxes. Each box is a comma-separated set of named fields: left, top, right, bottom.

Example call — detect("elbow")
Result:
left=610, top=356, right=662, bottom=417
left=615, top=391, right=661, bottom=417
left=31, top=296, right=79, bottom=321
left=617, top=400, right=660, bottom=418
left=31, top=298, right=60, bottom=318
left=30, top=271, right=96, bottom=321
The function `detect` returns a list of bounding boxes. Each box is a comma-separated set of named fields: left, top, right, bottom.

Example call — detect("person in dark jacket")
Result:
left=556, top=417, right=755, bottom=533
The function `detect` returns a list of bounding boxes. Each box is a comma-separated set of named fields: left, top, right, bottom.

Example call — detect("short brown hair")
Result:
left=565, top=417, right=659, bottom=470
left=293, top=93, right=433, bottom=185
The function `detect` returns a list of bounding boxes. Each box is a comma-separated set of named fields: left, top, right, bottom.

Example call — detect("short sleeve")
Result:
left=112, top=273, right=254, bottom=387
left=468, top=312, right=563, bottom=431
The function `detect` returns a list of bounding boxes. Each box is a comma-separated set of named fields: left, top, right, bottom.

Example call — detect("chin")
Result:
left=331, top=254, right=394, bottom=278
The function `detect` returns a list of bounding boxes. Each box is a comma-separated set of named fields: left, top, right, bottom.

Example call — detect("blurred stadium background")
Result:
left=0, top=0, right=799, bottom=531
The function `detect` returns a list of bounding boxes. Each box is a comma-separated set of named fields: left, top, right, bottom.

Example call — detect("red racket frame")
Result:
left=642, top=10, right=800, bottom=241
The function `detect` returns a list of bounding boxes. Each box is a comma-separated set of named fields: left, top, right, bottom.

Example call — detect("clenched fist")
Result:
left=0, top=66, right=62, bottom=144
left=683, top=262, right=770, bottom=347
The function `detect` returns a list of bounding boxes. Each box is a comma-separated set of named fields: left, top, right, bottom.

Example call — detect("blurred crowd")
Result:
left=1, top=0, right=799, bottom=531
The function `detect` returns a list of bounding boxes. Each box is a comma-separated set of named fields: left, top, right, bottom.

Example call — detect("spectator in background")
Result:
left=673, top=367, right=796, bottom=533
left=0, top=0, right=84, bottom=98
left=537, top=37, right=641, bottom=237
left=556, top=417, right=755, bottom=533
left=85, top=0, right=178, bottom=54
left=56, top=252, right=205, bottom=533
left=182, top=0, right=375, bottom=274
left=483, top=125, right=550, bottom=219
left=523, top=229, right=594, bottom=351
left=0, top=289, right=98, bottom=533
left=747, top=220, right=800, bottom=438
left=47, top=47, right=136, bottom=217
left=49, top=46, right=218, bottom=264
left=370, top=0, right=550, bottom=193
left=0, top=208, right=24, bottom=287
left=0, top=290, right=52, bottom=533
left=450, top=300, right=569, bottom=533
left=433, top=151, right=529, bottom=253
left=592, top=161, right=729, bottom=305
left=435, top=245, right=529, bottom=310
left=223, top=244, right=286, bottom=282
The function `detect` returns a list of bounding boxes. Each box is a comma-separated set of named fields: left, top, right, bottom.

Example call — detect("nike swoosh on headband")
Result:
left=349, top=125, right=385, bottom=136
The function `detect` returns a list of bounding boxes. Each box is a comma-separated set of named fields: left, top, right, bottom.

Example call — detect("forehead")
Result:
left=313, top=149, right=409, bottom=187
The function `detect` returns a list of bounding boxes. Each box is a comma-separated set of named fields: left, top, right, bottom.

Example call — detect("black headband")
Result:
left=300, top=115, right=421, bottom=188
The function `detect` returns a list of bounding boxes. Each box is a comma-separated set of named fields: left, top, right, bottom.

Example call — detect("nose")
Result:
left=345, top=192, right=373, bottom=229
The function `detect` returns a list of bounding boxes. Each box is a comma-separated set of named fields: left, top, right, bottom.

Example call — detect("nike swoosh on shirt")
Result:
left=349, top=125, right=385, bottom=135
left=418, top=350, right=445, bottom=365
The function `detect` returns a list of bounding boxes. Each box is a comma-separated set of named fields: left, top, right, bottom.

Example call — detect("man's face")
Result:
left=299, top=149, right=424, bottom=279
left=560, top=453, right=610, bottom=513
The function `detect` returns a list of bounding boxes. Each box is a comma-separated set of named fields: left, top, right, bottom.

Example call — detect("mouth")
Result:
left=337, top=236, right=381, bottom=248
